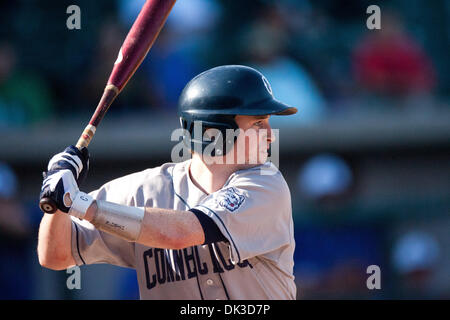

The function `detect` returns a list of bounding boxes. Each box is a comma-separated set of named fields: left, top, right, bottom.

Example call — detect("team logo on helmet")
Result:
left=262, top=76, right=273, bottom=95
left=216, top=187, right=245, bottom=212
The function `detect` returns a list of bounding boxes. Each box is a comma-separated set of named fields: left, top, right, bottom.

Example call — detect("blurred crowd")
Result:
left=0, top=0, right=448, bottom=128
left=0, top=0, right=449, bottom=300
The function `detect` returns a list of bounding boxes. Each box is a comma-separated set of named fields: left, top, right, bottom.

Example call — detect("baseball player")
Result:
left=38, top=65, right=298, bottom=300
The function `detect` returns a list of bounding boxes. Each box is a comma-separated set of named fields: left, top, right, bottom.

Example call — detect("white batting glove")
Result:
left=40, top=169, right=93, bottom=219
left=47, top=145, right=90, bottom=185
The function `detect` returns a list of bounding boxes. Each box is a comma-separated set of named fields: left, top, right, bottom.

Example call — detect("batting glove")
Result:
left=39, top=169, right=94, bottom=218
left=47, top=145, right=89, bottom=186
left=40, top=169, right=79, bottom=213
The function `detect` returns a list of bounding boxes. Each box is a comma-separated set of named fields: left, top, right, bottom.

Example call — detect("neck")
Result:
left=189, top=153, right=241, bottom=194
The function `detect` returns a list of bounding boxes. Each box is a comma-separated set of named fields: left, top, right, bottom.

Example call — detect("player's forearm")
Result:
left=84, top=201, right=204, bottom=249
left=37, top=211, right=76, bottom=270
left=137, top=207, right=205, bottom=249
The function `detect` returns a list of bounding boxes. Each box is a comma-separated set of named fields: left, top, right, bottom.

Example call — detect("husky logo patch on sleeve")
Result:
left=216, top=187, right=245, bottom=212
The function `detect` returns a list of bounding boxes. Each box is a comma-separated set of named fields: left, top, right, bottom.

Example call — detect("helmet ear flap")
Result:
left=180, top=118, right=193, bottom=150
left=180, top=117, right=193, bottom=131
left=179, top=116, right=239, bottom=157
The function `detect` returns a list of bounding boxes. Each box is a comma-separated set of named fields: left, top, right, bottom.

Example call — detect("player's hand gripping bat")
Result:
left=39, top=0, right=176, bottom=213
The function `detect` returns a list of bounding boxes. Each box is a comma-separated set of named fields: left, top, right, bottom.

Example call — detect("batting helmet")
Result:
left=178, top=65, right=298, bottom=155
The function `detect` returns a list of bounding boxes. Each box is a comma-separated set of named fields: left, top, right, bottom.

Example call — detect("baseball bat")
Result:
left=40, top=0, right=177, bottom=213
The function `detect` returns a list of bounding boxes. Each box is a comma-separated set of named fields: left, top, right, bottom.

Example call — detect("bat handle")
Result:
left=39, top=82, right=117, bottom=214
left=39, top=124, right=96, bottom=214
left=76, top=124, right=97, bottom=149
left=75, top=84, right=118, bottom=149
left=39, top=197, right=58, bottom=214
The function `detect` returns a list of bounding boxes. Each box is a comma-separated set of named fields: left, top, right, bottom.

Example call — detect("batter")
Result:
left=38, top=65, right=298, bottom=300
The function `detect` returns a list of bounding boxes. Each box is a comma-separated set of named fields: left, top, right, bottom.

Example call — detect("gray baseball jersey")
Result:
left=70, top=160, right=296, bottom=299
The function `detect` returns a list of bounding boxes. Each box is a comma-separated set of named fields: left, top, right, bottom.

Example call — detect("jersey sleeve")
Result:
left=70, top=175, right=138, bottom=269
left=71, top=217, right=136, bottom=268
left=191, top=166, right=293, bottom=264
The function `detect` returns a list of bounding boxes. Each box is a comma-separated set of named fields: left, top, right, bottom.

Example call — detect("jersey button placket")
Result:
left=200, top=275, right=226, bottom=300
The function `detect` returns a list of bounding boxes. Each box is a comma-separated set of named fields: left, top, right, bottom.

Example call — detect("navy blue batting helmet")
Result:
left=178, top=65, right=298, bottom=155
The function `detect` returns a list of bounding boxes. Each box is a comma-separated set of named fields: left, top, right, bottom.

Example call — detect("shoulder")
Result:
left=230, top=162, right=289, bottom=190
left=227, top=162, right=291, bottom=203
left=89, top=162, right=178, bottom=203
left=98, top=162, right=176, bottom=190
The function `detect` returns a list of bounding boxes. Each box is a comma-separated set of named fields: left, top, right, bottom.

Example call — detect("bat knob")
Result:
left=39, top=197, right=58, bottom=214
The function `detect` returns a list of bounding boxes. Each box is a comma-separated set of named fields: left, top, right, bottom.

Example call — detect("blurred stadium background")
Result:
left=0, top=0, right=449, bottom=299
